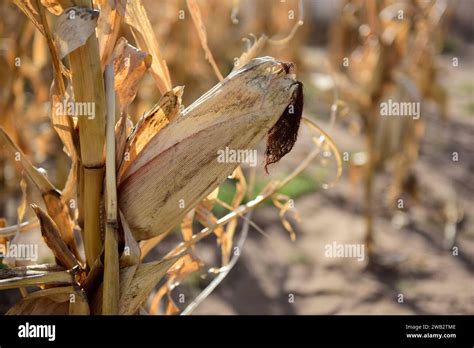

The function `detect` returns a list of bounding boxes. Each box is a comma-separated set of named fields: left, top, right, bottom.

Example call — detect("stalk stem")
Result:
left=103, top=64, right=119, bottom=315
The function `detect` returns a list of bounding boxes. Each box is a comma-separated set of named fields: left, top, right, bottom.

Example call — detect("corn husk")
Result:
left=118, top=57, right=303, bottom=241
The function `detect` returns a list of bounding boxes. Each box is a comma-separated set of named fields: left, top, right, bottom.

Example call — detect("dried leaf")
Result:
left=149, top=285, right=168, bottom=314
left=115, top=113, right=132, bottom=169
left=221, top=167, right=247, bottom=264
left=165, top=295, right=179, bottom=315
left=119, top=255, right=180, bottom=315
left=118, top=86, right=183, bottom=179
left=149, top=254, right=202, bottom=314
left=119, top=211, right=140, bottom=267
left=97, top=0, right=123, bottom=66
left=0, top=269, right=74, bottom=290
left=112, top=37, right=152, bottom=112
left=68, top=287, right=90, bottom=315
left=139, top=233, right=169, bottom=260
left=0, top=128, right=79, bottom=258
left=119, top=58, right=301, bottom=241
left=40, top=0, right=71, bottom=16
left=54, top=6, right=99, bottom=59
left=186, top=0, right=223, bottom=81
left=180, top=210, right=194, bottom=243
left=167, top=254, right=202, bottom=285
left=42, top=191, right=80, bottom=261
left=272, top=193, right=300, bottom=241
left=50, top=83, right=77, bottom=160
left=234, top=35, right=268, bottom=70
left=0, top=127, right=56, bottom=194
left=124, top=0, right=172, bottom=94
left=6, top=286, right=89, bottom=315
left=61, top=159, right=77, bottom=205
left=13, top=0, right=45, bottom=35
left=17, top=175, right=28, bottom=225
left=31, top=204, right=81, bottom=271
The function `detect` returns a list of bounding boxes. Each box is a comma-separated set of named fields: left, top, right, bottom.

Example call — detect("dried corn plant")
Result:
left=141, top=0, right=306, bottom=105
left=325, top=0, right=447, bottom=262
left=0, top=0, right=340, bottom=315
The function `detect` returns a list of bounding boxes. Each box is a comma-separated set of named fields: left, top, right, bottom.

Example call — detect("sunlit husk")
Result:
left=119, top=57, right=300, bottom=241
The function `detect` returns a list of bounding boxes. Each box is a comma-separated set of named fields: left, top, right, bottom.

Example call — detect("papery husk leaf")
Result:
left=118, top=255, right=180, bottom=315
left=118, top=86, right=183, bottom=178
left=119, top=57, right=300, bottom=241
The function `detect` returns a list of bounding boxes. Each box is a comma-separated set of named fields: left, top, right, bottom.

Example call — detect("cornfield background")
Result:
left=0, top=0, right=473, bottom=315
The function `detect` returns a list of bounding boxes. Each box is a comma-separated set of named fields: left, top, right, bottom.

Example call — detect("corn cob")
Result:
left=118, top=57, right=303, bottom=241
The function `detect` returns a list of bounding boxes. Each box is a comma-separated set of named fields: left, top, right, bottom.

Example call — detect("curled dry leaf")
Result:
left=112, top=37, right=152, bottom=112
left=54, top=6, right=99, bottom=59
left=221, top=167, right=247, bottom=265
left=166, top=254, right=203, bottom=287
left=272, top=193, right=301, bottom=242
left=119, top=57, right=303, bottom=241
left=195, top=201, right=225, bottom=240
left=150, top=254, right=202, bottom=314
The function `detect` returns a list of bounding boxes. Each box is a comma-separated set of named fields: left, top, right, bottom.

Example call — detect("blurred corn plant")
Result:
left=326, top=0, right=448, bottom=262
left=0, top=0, right=340, bottom=315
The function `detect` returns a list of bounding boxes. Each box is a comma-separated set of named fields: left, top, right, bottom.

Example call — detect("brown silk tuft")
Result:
left=264, top=81, right=303, bottom=173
